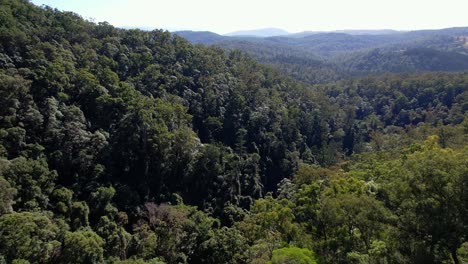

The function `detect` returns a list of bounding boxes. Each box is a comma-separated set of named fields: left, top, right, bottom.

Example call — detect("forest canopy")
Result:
left=0, top=0, right=467, bottom=263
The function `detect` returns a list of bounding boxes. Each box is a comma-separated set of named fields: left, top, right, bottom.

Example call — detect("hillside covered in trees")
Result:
left=176, top=28, right=468, bottom=84
left=1, top=1, right=468, bottom=263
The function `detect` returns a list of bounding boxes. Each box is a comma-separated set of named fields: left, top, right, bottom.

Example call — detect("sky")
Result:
left=30, top=0, right=468, bottom=34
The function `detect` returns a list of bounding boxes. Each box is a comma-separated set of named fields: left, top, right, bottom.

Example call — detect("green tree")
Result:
left=384, top=137, right=468, bottom=263
left=268, top=247, right=318, bottom=264
left=61, top=229, right=105, bottom=264
left=0, top=176, right=16, bottom=215
left=0, top=212, right=61, bottom=263
left=1, top=157, right=57, bottom=210
left=198, top=226, right=248, bottom=264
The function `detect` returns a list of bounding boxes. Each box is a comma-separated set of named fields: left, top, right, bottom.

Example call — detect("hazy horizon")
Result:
left=30, top=0, right=468, bottom=34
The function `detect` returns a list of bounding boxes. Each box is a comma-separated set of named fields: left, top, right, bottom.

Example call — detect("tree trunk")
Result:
left=452, top=248, right=460, bottom=264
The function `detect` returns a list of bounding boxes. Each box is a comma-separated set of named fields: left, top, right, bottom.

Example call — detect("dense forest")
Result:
left=176, top=28, right=468, bottom=84
left=0, top=0, right=468, bottom=263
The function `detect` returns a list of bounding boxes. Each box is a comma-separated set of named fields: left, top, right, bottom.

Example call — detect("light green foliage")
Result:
left=238, top=195, right=300, bottom=244
left=110, top=258, right=166, bottom=264
left=1, top=157, right=57, bottom=210
left=0, top=176, right=16, bottom=215
left=90, top=186, right=118, bottom=221
left=293, top=183, right=321, bottom=231
left=11, top=260, right=30, bottom=264
left=237, top=194, right=313, bottom=263
left=292, top=164, right=333, bottom=185
left=383, top=136, right=468, bottom=263
left=143, top=203, right=218, bottom=263
left=199, top=226, right=249, bottom=264
left=0, top=212, right=61, bottom=263
left=345, top=136, right=468, bottom=263
left=268, top=247, right=318, bottom=264
left=318, top=188, right=391, bottom=262
left=61, top=229, right=105, bottom=264
left=346, top=252, right=370, bottom=264
left=457, top=242, right=468, bottom=263
left=97, top=215, right=131, bottom=259
left=71, top=201, right=90, bottom=229
left=128, top=224, right=159, bottom=260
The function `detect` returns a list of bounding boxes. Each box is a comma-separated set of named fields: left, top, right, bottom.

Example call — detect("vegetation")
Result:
left=0, top=0, right=467, bottom=263
left=177, top=28, right=468, bottom=85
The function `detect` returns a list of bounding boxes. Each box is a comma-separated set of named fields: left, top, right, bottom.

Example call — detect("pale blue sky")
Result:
left=30, top=0, right=468, bottom=34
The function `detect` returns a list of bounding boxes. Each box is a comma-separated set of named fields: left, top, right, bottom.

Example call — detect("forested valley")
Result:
left=1, top=1, right=468, bottom=263
left=176, top=27, right=468, bottom=85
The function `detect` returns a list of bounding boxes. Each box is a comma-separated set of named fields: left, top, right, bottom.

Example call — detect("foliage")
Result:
left=61, top=229, right=105, bottom=263
left=0, top=1, right=467, bottom=263
left=0, top=212, right=61, bottom=263
left=268, top=247, right=318, bottom=264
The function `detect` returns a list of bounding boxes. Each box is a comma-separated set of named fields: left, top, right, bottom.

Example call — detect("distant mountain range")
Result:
left=225, top=28, right=290, bottom=37
left=174, top=27, right=468, bottom=51
left=176, top=28, right=404, bottom=39
left=288, top=29, right=403, bottom=38
left=225, top=28, right=404, bottom=38
left=174, top=27, right=468, bottom=84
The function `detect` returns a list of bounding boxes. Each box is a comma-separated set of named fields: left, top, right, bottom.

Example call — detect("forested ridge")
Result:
left=177, top=28, right=468, bottom=85
left=1, top=1, right=468, bottom=263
